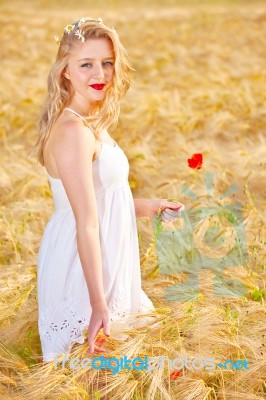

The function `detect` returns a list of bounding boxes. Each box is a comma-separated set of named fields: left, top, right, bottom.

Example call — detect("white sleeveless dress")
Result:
left=37, top=108, right=155, bottom=362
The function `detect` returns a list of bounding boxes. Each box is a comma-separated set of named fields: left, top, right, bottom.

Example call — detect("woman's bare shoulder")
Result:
left=51, top=112, right=78, bottom=138
left=44, top=111, right=96, bottom=174
left=51, top=112, right=95, bottom=145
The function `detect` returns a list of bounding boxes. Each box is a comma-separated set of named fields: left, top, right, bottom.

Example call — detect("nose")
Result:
left=93, top=63, right=105, bottom=79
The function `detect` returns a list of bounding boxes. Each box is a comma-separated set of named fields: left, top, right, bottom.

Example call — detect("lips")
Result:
left=90, top=84, right=105, bottom=90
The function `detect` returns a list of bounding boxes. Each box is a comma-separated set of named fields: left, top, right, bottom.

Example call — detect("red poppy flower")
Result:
left=187, top=153, right=203, bottom=169
left=170, top=370, right=182, bottom=380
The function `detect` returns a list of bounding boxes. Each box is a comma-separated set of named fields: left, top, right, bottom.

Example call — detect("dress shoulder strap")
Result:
left=65, top=107, right=93, bottom=131
left=64, top=108, right=117, bottom=147
left=64, top=107, right=87, bottom=123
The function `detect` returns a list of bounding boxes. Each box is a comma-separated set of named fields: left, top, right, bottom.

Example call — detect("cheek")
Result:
left=79, top=69, right=89, bottom=78
left=108, top=68, right=115, bottom=80
left=73, top=70, right=85, bottom=85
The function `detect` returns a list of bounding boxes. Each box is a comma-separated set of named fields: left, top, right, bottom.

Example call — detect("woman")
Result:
left=29, top=17, right=184, bottom=363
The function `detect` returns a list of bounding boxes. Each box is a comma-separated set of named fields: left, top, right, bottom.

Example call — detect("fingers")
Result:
left=160, top=199, right=184, bottom=211
left=88, top=322, right=110, bottom=354
left=88, top=324, right=100, bottom=354
left=103, top=322, right=110, bottom=337
left=89, top=338, right=103, bottom=354
left=167, top=201, right=184, bottom=210
left=90, top=343, right=106, bottom=354
left=165, top=206, right=184, bottom=215
left=161, top=206, right=185, bottom=222
left=88, top=337, right=108, bottom=355
left=94, top=337, right=107, bottom=353
left=88, top=338, right=96, bottom=354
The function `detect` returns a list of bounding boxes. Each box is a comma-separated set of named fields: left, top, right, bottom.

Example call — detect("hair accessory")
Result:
left=74, top=29, right=85, bottom=42
left=54, top=35, right=60, bottom=45
left=54, top=16, right=116, bottom=45
left=64, top=24, right=75, bottom=34
left=78, top=17, right=88, bottom=27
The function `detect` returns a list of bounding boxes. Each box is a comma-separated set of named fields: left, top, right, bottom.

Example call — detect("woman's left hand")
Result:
left=148, top=198, right=185, bottom=219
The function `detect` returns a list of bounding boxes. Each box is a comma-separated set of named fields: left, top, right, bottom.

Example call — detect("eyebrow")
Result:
left=78, top=57, right=115, bottom=61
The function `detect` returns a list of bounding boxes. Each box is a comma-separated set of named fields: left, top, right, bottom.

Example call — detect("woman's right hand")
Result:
left=87, top=303, right=110, bottom=354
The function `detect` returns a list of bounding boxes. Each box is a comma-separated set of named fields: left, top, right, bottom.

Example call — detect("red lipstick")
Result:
left=90, top=84, right=105, bottom=90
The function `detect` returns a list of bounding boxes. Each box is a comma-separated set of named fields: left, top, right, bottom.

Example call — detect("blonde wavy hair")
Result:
left=28, top=18, right=135, bottom=166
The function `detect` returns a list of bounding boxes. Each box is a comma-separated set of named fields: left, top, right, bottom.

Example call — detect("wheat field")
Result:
left=0, top=0, right=265, bottom=399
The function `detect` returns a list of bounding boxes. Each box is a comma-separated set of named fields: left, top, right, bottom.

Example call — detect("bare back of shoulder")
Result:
left=43, top=112, right=99, bottom=179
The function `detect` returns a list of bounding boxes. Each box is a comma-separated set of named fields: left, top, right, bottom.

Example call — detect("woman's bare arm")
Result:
left=133, top=198, right=158, bottom=218
left=133, top=198, right=185, bottom=218
left=52, top=120, right=106, bottom=308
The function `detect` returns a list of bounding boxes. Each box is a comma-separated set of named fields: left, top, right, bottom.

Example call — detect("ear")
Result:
left=63, top=66, right=70, bottom=80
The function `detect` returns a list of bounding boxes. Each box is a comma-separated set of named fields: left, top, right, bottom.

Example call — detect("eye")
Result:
left=103, top=61, right=114, bottom=67
left=81, top=63, right=92, bottom=68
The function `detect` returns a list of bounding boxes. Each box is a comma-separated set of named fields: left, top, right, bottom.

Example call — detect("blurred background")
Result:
left=0, top=0, right=265, bottom=399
